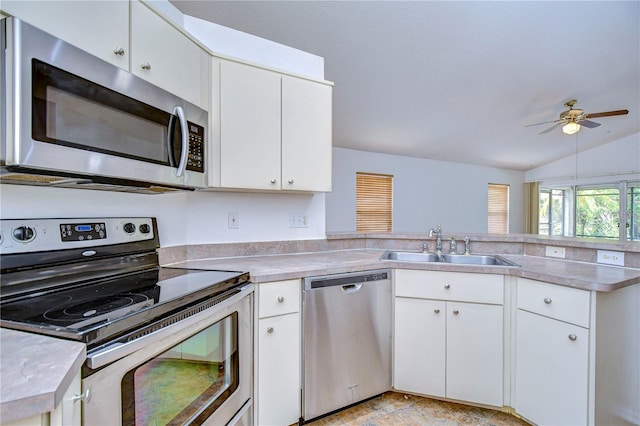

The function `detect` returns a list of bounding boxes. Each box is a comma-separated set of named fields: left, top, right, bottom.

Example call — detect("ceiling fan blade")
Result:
left=525, top=119, right=561, bottom=127
left=585, top=109, right=629, bottom=119
left=538, top=122, right=563, bottom=134
left=578, top=119, right=601, bottom=129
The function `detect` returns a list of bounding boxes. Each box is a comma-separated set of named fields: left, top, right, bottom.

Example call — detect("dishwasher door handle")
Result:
left=341, top=283, right=363, bottom=293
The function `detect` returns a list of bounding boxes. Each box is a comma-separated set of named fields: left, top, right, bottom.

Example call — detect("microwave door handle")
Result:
left=172, top=105, right=188, bottom=177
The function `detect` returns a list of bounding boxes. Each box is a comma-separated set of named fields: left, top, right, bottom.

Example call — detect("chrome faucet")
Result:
left=429, top=224, right=443, bottom=254
left=449, top=238, right=457, bottom=254
left=463, top=236, right=471, bottom=255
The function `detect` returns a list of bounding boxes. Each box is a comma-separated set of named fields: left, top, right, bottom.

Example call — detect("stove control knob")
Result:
left=139, top=224, right=151, bottom=234
left=123, top=223, right=136, bottom=234
left=13, top=226, right=35, bottom=242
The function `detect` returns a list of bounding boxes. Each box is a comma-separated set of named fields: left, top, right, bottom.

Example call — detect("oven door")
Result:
left=82, top=287, right=253, bottom=426
left=2, top=18, right=207, bottom=189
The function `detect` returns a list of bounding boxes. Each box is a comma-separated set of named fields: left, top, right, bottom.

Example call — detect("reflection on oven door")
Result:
left=81, top=292, right=252, bottom=426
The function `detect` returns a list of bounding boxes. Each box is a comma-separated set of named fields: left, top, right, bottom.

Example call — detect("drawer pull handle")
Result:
left=544, top=298, right=552, bottom=304
left=72, top=389, right=91, bottom=403
left=434, top=309, right=440, bottom=314
left=270, top=179, right=277, bottom=184
left=453, top=309, right=460, bottom=315
left=114, top=47, right=125, bottom=56
left=141, top=62, right=151, bottom=70
left=568, top=334, right=577, bottom=341
left=277, top=296, right=285, bottom=303
left=288, top=179, right=294, bottom=184
left=444, top=284, right=451, bottom=289
left=267, top=326, right=274, bottom=334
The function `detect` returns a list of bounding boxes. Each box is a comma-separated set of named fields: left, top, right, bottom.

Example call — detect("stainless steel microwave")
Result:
left=1, top=18, right=208, bottom=192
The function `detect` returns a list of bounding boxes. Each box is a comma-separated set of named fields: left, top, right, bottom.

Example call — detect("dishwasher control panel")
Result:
left=304, top=269, right=390, bottom=289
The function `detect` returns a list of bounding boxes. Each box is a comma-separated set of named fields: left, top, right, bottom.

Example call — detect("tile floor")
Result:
left=305, top=392, right=530, bottom=426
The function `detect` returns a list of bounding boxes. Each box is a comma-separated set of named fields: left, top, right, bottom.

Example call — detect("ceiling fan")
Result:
left=526, top=100, right=629, bottom=135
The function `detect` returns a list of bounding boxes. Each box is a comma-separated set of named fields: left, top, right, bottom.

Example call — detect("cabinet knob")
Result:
left=277, top=296, right=285, bottom=303
left=72, top=389, right=92, bottom=403
left=114, top=47, right=125, bottom=56
left=141, top=62, right=151, bottom=70
left=568, top=334, right=577, bottom=341
left=444, top=284, right=451, bottom=289
left=544, top=298, right=552, bottom=304
left=270, top=179, right=277, bottom=184
left=453, top=309, right=460, bottom=315
left=434, top=309, right=440, bottom=314
left=267, top=326, right=274, bottom=334
left=288, top=179, right=294, bottom=184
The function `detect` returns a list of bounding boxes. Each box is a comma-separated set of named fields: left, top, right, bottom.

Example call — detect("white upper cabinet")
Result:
left=216, top=59, right=333, bottom=192
left=130, top=1, right=210, bottom=110
left=0, top=1, right=129, bottom=69
left=219, top=60, right=282, bottom=190
left=281, top=75, right=332, bottom=192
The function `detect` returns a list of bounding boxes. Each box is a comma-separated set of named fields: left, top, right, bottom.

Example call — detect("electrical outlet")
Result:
left=597, top=250, right=624, bottom=266
left=228, top=212, right=239, bottom=229
left=289, top=213, right=308, bottom=228
left=545, top=246, right=566, bottom=258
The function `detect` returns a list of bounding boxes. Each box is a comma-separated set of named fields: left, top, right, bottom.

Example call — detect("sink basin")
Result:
left=384, top=251, right=440, bottom=262
left=382, top=251, right=519, bottom=267
left=439, top=254, right=519, bottom=266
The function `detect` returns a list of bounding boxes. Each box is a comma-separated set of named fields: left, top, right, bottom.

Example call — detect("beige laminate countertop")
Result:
left=0, top=328, right=86, bottom=422
left=172, top=249, right=640, bottom=292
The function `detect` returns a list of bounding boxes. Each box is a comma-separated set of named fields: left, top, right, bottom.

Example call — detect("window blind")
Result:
left=488, top=183, right=509, bottom=234
left=356, top=172, right=393, bottom=232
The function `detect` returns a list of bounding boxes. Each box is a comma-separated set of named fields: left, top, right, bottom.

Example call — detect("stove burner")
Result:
left=43, top=293, right=154, bottom=330
left=45, top=295, right=147, bottom=321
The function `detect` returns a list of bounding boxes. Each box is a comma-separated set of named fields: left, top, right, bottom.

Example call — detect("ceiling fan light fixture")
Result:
left=563, top=122, right=581, bottom=135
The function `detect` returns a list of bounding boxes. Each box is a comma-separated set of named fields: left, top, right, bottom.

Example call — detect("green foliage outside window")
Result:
left=576, top=188, right=619, bottom=239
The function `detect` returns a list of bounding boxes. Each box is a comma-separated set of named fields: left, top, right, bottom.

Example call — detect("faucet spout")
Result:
left=429, top=224, right=443, bottom=254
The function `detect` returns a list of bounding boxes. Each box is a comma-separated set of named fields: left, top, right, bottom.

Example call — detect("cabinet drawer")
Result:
left=259, top=279, right=300, bottom=318
left=517, top=278, right=591, bottom=328
left=395, top=270, right=504, bottom=305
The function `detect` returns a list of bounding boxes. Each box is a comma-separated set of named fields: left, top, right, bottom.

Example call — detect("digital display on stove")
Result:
left=60, top=222, right=106, bottom=242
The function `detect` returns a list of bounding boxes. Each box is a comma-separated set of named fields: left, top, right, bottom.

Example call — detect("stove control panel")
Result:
left=60, top=222, right=107, bottom=242
left=0, top=217, right=155, bottom=254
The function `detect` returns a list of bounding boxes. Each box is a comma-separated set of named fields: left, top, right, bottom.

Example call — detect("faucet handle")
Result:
left=449, top=238, right=457, bottom=254
left=422, top=243, right=428, bottom=253
left=463, top=236, right=470, bottom=255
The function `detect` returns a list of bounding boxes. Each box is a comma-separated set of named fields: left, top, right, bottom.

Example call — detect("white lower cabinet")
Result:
left=394, top=270, right=504, bottom=407
left=256, top=280, right=301, bottom=426
left=514, top=278, right=591, bottom=426
left=515, top=309, right=589, bottom=425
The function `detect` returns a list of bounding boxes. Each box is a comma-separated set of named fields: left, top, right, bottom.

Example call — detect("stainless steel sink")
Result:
left=382, top=251, right=519, bottom=267
left=384, top=251, right=440, bottom=262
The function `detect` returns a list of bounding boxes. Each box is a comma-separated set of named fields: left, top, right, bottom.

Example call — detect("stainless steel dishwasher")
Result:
left=302, top=269, right=392, bottom=422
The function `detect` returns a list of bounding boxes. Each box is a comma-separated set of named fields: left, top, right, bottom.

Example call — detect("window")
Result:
left=627, top=182, right=640, bottom=240
left=538, top=180, right=638, bottom=241
left=539, top=189, right=567, bottom=236
left=576, top=186, right=620, bottom=239
left=488, top=184, right=509, bottom=234
left=356, top=172, right=393, bottom=232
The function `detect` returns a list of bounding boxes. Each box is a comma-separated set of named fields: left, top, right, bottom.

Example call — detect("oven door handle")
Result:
left=86, top=284, right=254, bottom=369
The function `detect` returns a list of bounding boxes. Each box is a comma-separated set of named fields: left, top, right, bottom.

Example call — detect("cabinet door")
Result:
left=515, top=309, right=589, bottom=425
left=446, top=302, right=503, bottom=407
left=219, top=60, right=282, bottom=190
left=282, top=76, right=333, bottom=192
left=130, top=1, right=209, bottom=110
left=258, top=313, right=300, bottom=426
left=393, top=297, right=445, bottom=397
left=1, top=0, right=129, bottom=69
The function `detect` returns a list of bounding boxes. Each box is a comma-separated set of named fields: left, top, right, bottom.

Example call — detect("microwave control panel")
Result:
left=187, top=122, right=205, bottom=173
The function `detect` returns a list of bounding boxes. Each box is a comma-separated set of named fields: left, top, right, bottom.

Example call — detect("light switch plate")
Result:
left=597, top=250, right=624, bottom=266
left=228, top=212, right=239, bottom=229
left=289, top=213, right=308, bottom=228
left=545, top=246, right=566, bottom=258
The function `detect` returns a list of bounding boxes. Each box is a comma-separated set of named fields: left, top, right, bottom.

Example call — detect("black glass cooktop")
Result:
left=0, top=267, right=249, bottom=345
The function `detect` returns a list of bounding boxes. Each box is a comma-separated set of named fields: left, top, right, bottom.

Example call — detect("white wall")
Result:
left=326, top=148, right=525, bottom=234
left=525, top=132, right=640, bottom=185
left=0, top=185, right=326, bottom=247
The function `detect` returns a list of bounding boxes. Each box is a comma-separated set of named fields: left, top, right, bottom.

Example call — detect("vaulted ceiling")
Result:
left=171, top=1, right=640, bottom=171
